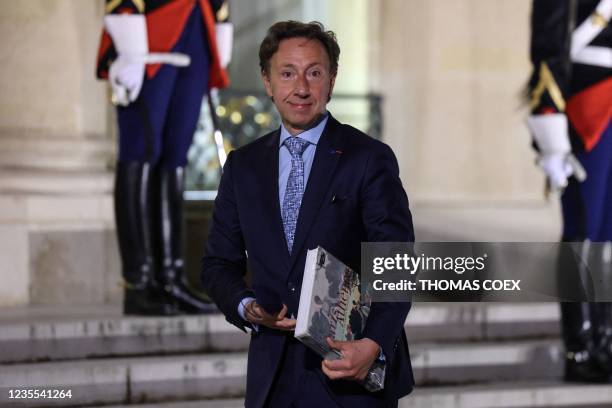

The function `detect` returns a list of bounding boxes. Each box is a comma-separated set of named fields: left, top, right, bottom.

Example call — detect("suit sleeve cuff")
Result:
left=237, top=296, right=259, bottom=333
left=237, top=296, right=255, bottom=320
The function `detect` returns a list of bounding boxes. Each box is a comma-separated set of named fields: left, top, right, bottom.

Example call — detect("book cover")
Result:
left=295, top=246, right=384, bottom=391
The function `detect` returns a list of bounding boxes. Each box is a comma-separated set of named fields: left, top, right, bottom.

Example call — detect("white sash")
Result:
left=571, top=0, right=612, bottom=67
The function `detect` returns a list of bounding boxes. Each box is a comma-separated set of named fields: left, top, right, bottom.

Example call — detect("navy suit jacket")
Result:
left=202, top=114, right=415, bottom=407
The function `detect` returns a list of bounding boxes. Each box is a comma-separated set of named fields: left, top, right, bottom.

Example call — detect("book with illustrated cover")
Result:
left=295, top=246, right=384, bottom=391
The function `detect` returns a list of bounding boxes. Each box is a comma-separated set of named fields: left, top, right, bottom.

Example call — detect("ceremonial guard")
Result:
left=96, top=0, right=232, bottom=315
left=527, top=0, right=612, bottom=382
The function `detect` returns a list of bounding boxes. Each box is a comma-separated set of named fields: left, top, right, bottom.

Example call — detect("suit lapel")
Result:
left=288, top=116, right=344, bottom=273
left=259, top=130, right=290, bottom=269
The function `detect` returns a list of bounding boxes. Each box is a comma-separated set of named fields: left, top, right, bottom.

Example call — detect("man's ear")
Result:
left=262, top=71, right=273, bottom=99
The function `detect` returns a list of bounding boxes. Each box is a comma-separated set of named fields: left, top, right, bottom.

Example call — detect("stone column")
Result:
left=0, top=1, right=120, bottom=306
left=372, top=0, right=545, bottom=203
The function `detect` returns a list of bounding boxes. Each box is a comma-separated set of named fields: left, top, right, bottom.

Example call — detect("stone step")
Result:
left=406, top=302, right=560, bottom=343
left=96, top=381, right=612, bottom=408
left=0, top=353, right=245, bottom=407
left=0, top=303, right=560, bottom=363
left=0, top=312, right=249, bottom=364
left=0, top=340, right=563, bottom=407
left=0, top=169, right=113, bottom=195
left=403, top=381, right=612, bottom=408
left=0, top=135, right=113, bottom=173
left=412, top=340, right=562, bottom=385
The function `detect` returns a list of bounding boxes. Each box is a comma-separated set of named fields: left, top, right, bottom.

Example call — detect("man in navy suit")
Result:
left=202, top=20, right=414, bottom=407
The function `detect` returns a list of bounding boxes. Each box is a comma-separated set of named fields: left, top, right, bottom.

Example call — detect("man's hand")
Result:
left=244, top=300, right=296, bottom=331
left=321, top=337, right=380, bottom=382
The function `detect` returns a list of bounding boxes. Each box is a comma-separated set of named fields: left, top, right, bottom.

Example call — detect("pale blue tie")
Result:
left=282, top=137, right=310, bottom=253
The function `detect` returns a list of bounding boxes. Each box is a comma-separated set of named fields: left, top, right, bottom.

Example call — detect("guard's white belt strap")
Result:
left=571, top=0, right=612, bottom=66
left=572, top=46, right=612, bottom=68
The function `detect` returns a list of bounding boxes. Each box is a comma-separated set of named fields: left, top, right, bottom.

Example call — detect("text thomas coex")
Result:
left=369, top=253, right=521, bottom=293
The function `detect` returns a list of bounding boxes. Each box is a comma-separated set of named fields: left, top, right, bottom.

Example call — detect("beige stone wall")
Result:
left=0, top=0, right=114, bottom=182
left=230, top=0, right=549, bottom=203
left=326, top=0, right=370, bottom=131
left=0, top=1, right=107, bottom=137
left=372, top=0, right=546, bottom=203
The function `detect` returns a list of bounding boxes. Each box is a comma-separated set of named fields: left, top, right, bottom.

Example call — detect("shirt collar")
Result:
left=279, top=112, right=329, bottom=148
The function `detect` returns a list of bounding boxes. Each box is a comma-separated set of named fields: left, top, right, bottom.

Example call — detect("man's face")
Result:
left=262, top=37, right=336, bottom=135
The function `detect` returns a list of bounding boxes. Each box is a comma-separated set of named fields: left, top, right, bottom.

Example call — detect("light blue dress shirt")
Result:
left=277, top=113, right=328, bottom=206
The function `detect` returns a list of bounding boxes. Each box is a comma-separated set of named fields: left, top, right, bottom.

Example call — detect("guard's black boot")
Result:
left=592, top=302, right=612, bottom=378
left=158, top=166, right=218, bottom=314
left=561, top=302, right=608, bottom=383
left=115, top=162, right=177, bottom=316
left=592, top=243, right=612, bottom=380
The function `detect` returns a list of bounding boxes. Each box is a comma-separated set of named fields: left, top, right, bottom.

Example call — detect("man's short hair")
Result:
left=259, top=20, right=340, bottom=76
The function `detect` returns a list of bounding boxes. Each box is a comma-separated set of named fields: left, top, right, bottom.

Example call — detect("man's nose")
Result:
left=294, top=74, right=309, bottom=96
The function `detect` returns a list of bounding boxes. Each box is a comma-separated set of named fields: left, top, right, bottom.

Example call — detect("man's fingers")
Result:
left=322, top=357, right=351, bottom=371
left=245, top=311, right=263, bottom=323
left=248, top=302, right=265, bottom=318
left=271, top=318, right=295, bottom=331
left=245, top=302, right=295, bottom=330
left=321, top=361, right=353, bottom=380
left=251, top=303, right=264, bottom=316
left=326, top=336, right=346, bottom=351
left=252, top=303, right=275, bottom=320
left=245, top=301, right=264, bottom=322
left=246, top=303, right=295, bottom=330
left=321, top=363, right=334, bottom=379
left=275, top=317, right=296, bottom=327
left=275, top=304, right=288, bottom=320
left=322, top=363, right=345, bottom=379
left=245, top=309, right=261, bottom=320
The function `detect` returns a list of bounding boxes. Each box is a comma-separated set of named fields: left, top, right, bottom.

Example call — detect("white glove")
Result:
left=537, top=153, right=574, bottom=190
left=108, top=55, right=144, bottom=106
left=527, top=113, right=587, bottom=191
left=104, top=15, right=191, bottom=106
left=108, top=53, right=192, bottom=106
left=104, top=14, right=148, bottom=106
left=215, top=22, right=233, bottom=69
